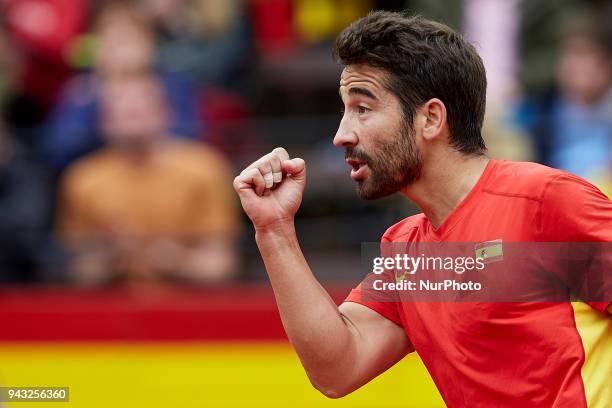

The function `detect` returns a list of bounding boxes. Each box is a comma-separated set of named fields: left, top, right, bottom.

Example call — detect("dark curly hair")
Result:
left=333, top=11, right=487, bottom=154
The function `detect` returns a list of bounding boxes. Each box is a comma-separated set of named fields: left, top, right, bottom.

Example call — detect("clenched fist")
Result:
left=233, top=147, right=306, bottom=230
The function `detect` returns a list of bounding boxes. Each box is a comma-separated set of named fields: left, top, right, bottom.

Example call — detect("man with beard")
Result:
left=233, top=11, right=612, bottom=407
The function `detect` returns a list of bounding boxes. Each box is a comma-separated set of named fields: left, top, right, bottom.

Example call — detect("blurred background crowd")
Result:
left=0, top=0, right=610, bottom=286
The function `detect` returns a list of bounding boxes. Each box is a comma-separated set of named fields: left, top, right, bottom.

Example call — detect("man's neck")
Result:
left=401, top=151, right=490, bottom=229
left=118, top=136, right=166, bottom=165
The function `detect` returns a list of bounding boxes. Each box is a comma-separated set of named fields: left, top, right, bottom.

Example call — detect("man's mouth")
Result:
left=346, top=158, right=369, bottom=180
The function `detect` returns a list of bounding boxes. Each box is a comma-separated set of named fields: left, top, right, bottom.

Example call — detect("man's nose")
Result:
left=333, top=117, right=358, bottom=148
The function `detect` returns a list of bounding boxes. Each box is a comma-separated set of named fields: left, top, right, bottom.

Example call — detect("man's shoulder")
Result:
left=58, top=149, right=132, bottom=204
left=163, top=139, right=233, bottom=179
left=382, top=213, right=427, bottom=242
left=485, top=160, right=570, bottom=201
left=62, top=148, right=120, bottom=185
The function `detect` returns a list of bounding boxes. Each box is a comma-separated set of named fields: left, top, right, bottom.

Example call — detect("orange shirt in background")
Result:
left=57, top=140, right=239, bottom=280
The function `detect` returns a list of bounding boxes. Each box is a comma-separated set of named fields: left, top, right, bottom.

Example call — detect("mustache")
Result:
left=344, top=147, right=372, bottom=164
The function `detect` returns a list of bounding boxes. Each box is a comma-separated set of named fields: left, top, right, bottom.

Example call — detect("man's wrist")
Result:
left=254, top=219, right=296, bottom=240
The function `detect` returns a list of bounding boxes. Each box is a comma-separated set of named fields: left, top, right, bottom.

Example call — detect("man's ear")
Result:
left=417, top=98, right=447, bottom=141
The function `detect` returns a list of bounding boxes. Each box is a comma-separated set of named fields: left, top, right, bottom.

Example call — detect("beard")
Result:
left=345, top=123, right=422, bottom=200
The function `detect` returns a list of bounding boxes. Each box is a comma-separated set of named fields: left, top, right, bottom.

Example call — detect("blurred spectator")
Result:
left=0, top=17, right=18, bottom=106
left=251, top=0, right=398, bottom=54
left=57, top=73, right=239, bottom=286
left=139, top=0, right=255, bottom=158
left=294, top=0, right=372, bottom=45
left=518, top=0, right=583, bottom=94
left=463, top=0, right=520, bottom=107
left=514, top=7, right=611, bottom=183
left=251, top=0, right=295, bottom=55
left=44, top=1, right=201, bottom=172
left=140, top=0, right=252, bottom=88
left=0, top=0, right=87, bottom=110
left=0, top=7, right=45, bottom=154
left=0, top=121, right=52, bottom=283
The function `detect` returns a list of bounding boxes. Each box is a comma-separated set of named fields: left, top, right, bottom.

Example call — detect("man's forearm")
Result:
left=255, top=222, right=357, bottom=390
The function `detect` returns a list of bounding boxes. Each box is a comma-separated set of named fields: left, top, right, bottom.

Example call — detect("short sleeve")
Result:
left=539, top=173, right=612, bottom=241
left=344, top=236, right=405, bottom=326
left=345, top=283, right=403, bottom=326
left=539, top=173, right=612, bottom=312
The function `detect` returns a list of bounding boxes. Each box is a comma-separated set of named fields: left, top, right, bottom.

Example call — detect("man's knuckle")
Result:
left=274, top=147, right=289, bottom=159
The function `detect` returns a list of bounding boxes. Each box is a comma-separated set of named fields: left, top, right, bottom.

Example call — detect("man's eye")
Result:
left=358, top=106, right=370, bottom=114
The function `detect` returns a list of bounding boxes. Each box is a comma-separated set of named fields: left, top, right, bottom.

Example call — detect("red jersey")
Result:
left=346, top=159, right=612, bottom=407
